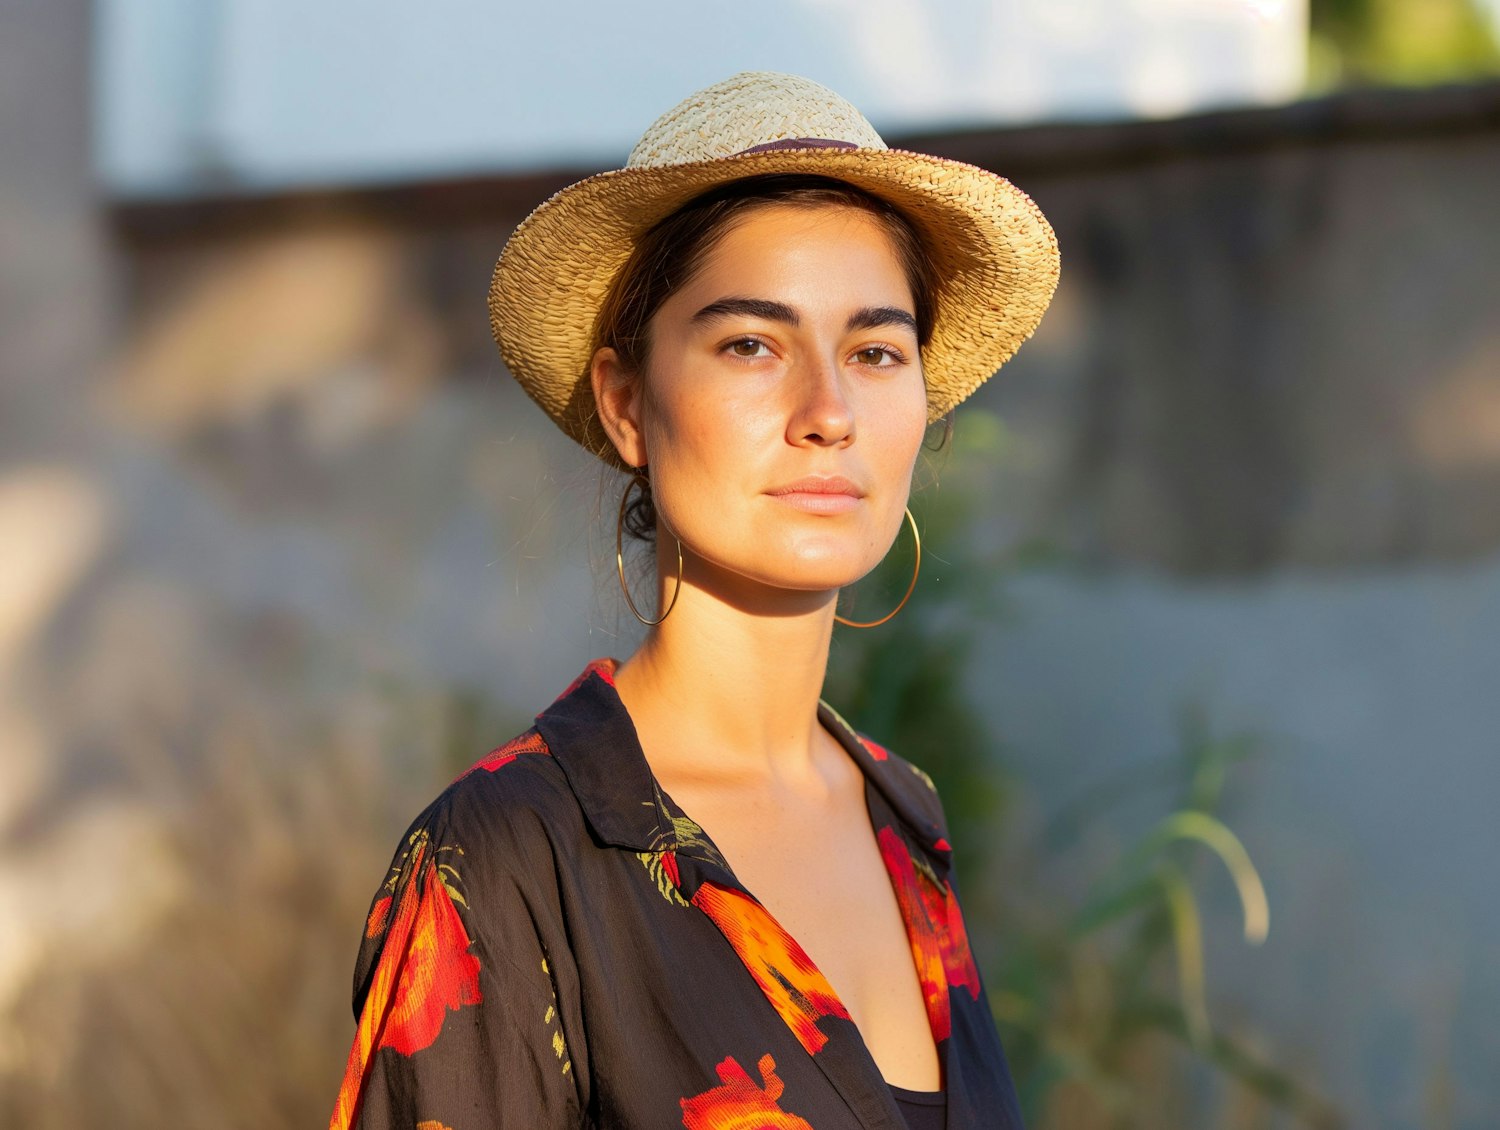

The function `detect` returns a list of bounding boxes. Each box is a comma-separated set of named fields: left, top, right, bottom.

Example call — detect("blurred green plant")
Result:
left=1309, top=0, right=1500, bottom=90
left=824, top=409, right=1341, bottom=1129
left=993, top=707, right=1341, bottom=1130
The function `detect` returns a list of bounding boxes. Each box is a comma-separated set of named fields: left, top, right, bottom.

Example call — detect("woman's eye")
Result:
left=853, top=346, right=902, bottom=366
left=726, top=339, right=769, bottom=358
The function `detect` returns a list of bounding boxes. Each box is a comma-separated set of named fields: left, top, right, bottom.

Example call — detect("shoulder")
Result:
left=356, top=727, right=587, bottom=985
left=392, top=726, right=587, bottom=889
left=347, top=726, right=586, bottom=1049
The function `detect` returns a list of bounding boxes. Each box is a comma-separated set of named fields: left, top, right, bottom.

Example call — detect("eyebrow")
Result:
left=691, top=297, right=797, bottom=326
left=846, top=305, right=918, bottom=335
left=690, top=297, right=918, bottom=336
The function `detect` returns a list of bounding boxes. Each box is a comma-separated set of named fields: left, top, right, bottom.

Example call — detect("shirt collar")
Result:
left=816, top=698, right=953, bottom=876
left=533, top=657, right=953, bottom=876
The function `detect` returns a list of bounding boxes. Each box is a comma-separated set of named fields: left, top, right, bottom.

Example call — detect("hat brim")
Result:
left=488, top=146, right=1060, bottom=469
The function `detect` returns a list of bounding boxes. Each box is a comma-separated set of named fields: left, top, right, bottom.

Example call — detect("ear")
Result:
left=589, top=346, right=649, bottom=468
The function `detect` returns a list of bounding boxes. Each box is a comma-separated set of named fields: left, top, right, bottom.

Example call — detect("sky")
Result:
left=97, top=0, right=1309, bottom=198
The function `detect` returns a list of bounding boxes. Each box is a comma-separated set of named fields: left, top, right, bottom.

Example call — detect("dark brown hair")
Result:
left=594, top=173, right=946, bottom=544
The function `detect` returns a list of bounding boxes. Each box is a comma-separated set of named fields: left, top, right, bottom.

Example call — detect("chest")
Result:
left=663, top=777, right=942, bottom=1090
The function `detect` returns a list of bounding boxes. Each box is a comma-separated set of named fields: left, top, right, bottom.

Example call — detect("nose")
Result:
left=787, top=351, right=855, bottom=448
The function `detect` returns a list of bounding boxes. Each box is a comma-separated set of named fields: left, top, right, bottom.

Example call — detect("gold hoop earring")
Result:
left=616, top=472, right=683, bottom=627
left=834, top=506, right=921, bottom=629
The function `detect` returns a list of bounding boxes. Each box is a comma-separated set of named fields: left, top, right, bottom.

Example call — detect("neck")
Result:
left=612, top=563, right=838, bottom=784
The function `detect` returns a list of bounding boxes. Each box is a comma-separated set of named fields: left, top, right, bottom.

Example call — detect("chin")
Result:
left=682, top=518, right=893, bottom=595
left=746, top=550, right=880, bottom=594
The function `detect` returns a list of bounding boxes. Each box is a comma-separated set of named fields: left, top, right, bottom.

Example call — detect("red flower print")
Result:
left=330, top=834, right=483, bottom=1129
left=372, top=849, right=481, bottom=1056
left=691, top=883, right=851, bottom=1054
left=459, top=727, right=550, bottom=779
left=680, top=1053, right=814, bottom=1130
left=928, top=874, right=981, bottom=1002
left=876, top=825, right=981, bottom=1043
left=557, top=655, right=618, bottom=700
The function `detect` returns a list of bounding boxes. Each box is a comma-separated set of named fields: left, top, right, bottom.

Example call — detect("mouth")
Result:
left=766, top=476, right=865, bottom=515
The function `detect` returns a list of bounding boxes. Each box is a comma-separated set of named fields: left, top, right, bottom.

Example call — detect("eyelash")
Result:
left=720, top=337, right=910, bottom=367
left=851, top=342, right=910, bottom=367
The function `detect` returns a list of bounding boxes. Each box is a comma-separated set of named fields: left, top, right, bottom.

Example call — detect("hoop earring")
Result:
left=616, top=472, right=683, bottom=627
left=834, top=506, right=921, bottom=629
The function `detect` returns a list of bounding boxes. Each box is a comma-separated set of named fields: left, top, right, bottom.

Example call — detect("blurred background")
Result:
left=2, top=1, right=1498, bottom=1127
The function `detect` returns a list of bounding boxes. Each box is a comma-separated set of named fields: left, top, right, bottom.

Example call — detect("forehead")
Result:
left=673, top=202, right=914, bottom=304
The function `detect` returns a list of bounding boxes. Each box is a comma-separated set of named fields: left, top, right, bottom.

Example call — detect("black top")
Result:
left=330, top=657, right=1026, bottom=1128
left=889, top=1082, right=947, bottom=1130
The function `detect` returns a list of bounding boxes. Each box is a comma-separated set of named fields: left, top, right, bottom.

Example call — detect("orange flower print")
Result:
left=680, top=1053, right=814, bottom=1130
left=330, top=832, right=483, bottom=1129
left=365, top=894, right=393, bottom=939
left=876, top=825, right=981, bottom=1043
left=691, top=883, right=850, bottom=1054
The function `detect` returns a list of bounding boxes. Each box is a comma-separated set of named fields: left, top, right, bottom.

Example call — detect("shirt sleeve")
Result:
left=328, top=794, right=584, bottom=1130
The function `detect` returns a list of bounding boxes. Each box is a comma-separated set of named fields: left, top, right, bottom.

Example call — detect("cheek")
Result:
left=645, top=381, right=779, bottom=476
left=636, top=388, right=754, bottom=540
left=876, top=382, right=930, bottom=474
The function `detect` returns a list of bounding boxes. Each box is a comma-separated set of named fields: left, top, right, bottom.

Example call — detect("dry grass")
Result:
left=0, top=666, right=463, bottom=1129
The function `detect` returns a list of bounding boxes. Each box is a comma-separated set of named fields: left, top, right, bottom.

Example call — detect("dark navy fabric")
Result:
left=330, top=657, right=1026, bottom=1129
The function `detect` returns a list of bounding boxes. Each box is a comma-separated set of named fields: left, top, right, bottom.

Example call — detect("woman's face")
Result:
left=596, top=202, right=929, bottom=610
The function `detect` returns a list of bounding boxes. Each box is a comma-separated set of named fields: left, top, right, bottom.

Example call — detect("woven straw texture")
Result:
left=488, top=72, right=1060, bottom=467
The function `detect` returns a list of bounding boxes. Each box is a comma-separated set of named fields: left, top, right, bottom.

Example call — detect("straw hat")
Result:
left=488, top=71, right=1059, bottom=467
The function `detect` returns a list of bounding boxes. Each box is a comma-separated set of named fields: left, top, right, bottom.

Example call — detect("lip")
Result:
left=767, top=476, right=865, bottom=498
left=766, top=476, right=865, bottom=515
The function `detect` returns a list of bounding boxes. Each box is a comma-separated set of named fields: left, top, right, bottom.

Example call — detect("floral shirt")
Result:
left=330, top=657, right=1026, bottom=1129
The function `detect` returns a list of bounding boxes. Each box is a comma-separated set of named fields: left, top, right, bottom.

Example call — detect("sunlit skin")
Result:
left=589, top=203, right=942, bottom=1089
left=593, top=204, right=927, bottom=611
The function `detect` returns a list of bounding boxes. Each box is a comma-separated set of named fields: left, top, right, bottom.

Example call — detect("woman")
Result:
left=330, top=72, right=1058, bottom=1130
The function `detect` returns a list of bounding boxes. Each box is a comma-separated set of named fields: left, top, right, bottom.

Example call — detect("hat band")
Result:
left=734, top=137, right=861, bottom=155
